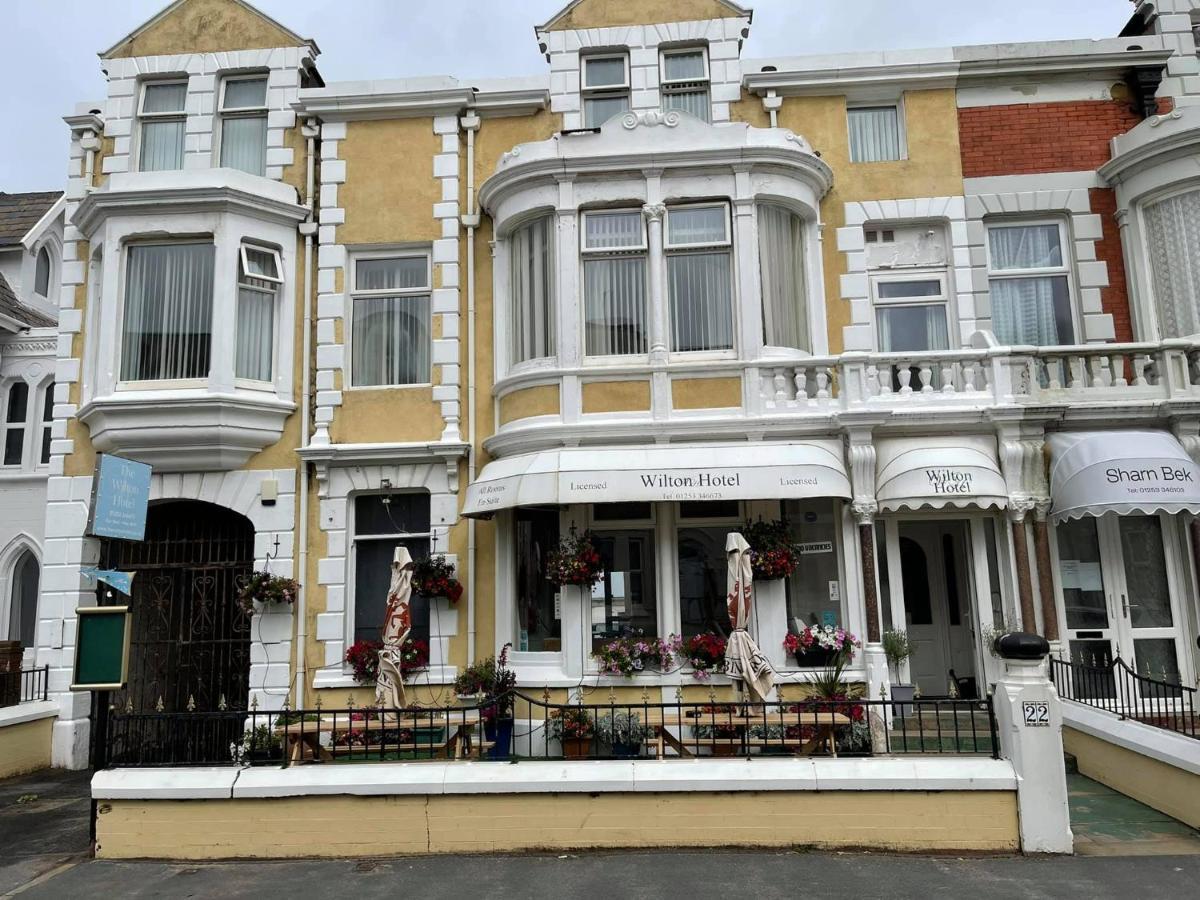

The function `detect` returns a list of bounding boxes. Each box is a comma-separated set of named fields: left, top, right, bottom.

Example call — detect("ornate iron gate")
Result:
left=101, top=500, right=254, bottom=716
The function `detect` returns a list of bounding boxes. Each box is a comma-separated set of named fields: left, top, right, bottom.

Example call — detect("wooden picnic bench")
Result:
left=638, top=710, right=852, bottom=759
left=277, top=709, right=490, bottom=764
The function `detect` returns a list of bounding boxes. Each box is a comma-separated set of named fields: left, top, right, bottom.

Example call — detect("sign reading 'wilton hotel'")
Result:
left=924, top=468, right=975, bottom=495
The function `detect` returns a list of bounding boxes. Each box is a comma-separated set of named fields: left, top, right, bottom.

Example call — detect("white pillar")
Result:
left=560, top=584, right=586, bottom=679
left=752, top=579, right=788, bottom=672
left=992, top=635, right=1073, bottom=855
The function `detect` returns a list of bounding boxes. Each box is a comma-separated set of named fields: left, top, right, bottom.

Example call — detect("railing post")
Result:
left=992, top=633, right=1073, bottom=854
left=1160, top=340, right=1197, bottom=398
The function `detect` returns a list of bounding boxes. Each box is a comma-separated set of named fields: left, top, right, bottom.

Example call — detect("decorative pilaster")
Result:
left=1008, top=501, right=1038, bottom=633
left=854, top=501, right=881, bottom=644
left=642, top=200, right=668, bottom=363
left=1033, top=500, right=1059, bottom=642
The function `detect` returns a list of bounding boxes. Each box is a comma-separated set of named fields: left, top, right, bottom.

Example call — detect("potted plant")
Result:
left=454, top=643, right=518, bottom=760
left=345, top=637, right=430, bottom=686
left=783, top=624, right=860, bottom=667
left=412, top=554, right=464, bottom=603
left=882, top=630, right=916, bottom=717
left=681, top=633, right=727, bottom=681
left=794, top=656, right=871, bottom=755
left=595, top=711, right=650, bottom=758
left=237, top=571, right=300, bottom=615
left=545, top=531, right=604, bottom=587
left=743, top=519, right=803, bottom=580
left=689, top=703, right=744, bottom=756
left=231, top=724, right=282, bottom=765
left=592, top=635, right=676, bottom=677
left=547, top=706, right=594, bottom=758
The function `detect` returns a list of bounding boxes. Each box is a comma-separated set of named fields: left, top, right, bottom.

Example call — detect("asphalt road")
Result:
left=13, top=851, right=1200, bottom=899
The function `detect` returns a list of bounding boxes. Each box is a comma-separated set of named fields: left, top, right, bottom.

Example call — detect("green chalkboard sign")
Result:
left=71, top=607, right=131, bottom=691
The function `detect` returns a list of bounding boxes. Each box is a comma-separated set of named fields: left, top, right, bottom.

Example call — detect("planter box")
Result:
left=792, top=647, right=842, bottom=668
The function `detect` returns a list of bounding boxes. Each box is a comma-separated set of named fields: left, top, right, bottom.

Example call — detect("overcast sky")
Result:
left=0, top=0, right=1134, bottom=193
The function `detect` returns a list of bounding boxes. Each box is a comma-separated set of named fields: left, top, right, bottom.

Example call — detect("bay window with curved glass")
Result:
left=1144, top=189, right=1200, bottom=338
left=666, top=203, right=733, bottom=353
left=235, top=244, right=280, bottom=383
left=757, top=204, right=809, bottom=351
left=509, top=215, right=556, bottom=366
left=582, top=210, right=647, bottom=358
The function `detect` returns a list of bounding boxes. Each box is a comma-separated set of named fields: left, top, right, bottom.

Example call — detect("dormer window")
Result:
left=137, top=80, right=188, bottom=172
left=236, top=244, right=282, bottom=382
left=34, top=246, right=52, bottom=298
left=661, top=47, right=711, bottom=123
left=582, top=54, right=631, bottom=128
left=218, top=75, right=269, bottom=177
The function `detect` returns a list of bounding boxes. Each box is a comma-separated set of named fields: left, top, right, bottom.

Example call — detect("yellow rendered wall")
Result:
left=582, top=380, right=652, bottom=414
left=95, top=790, right=1019, bottom=859
left=543, top=0, right=743, bottom=30
left=753, top=90, right=965, bottom=354
left=672, top=376, right=742, bottom=410
left=1064, top=727, right=1200, bottom=830
left=0, top=716, right=53, bottom=780
left=499, top=385, right=561, bottom=425
left=105, top=0, right=303, bottom=58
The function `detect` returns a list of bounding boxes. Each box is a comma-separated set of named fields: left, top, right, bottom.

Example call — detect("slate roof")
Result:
left=0, top=273, right=56, bottom=329
left=0, top=191, right=62, bottom=247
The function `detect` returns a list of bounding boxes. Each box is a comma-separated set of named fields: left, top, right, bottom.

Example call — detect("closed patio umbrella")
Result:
left=723, top=532, right=774, bottom=704
left=376, top=546, right=414, bottom=708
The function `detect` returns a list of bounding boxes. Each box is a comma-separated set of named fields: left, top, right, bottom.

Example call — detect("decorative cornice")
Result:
left=299, top=441, right=471, bottom=499
left=622, top=110, right=680, bottom=130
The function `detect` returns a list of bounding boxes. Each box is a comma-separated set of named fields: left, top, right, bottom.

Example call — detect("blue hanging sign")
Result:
left=80, top=568, right=136, bottom=596
left=86, top=454, right=152, bottom=541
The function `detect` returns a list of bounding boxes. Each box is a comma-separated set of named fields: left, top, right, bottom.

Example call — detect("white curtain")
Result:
left=220, top=117, right=267, bottom=176
left=663, top=89, right=710, bottom=122
left=1144, top=190, right=1200, bottom=337
left=236, top=286, right=274, bottom=381
left=758, top=204, right=808, bottom=350
left=585, top=211, right=643, bottom=249
left=848, top=106, right=901, bottom=163
left=668, top=251, right=733, bottom=352
left=120, top=243, right=215, bottom=381
left=584, top=257, right=646, bottom=355
left=356, top=256, right=428, bottom=292
left=352, top=295, right=431, bottom=386
left=139, top=82, right=187, bottom=172
left=877, top=305, right=949, bottom=353
left=988, top=225, right=1070, bottom=346
left=510, top=216, right=555, bottom=363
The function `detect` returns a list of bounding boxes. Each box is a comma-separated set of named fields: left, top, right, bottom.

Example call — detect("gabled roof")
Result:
left=101, top=0, right=316, bottom=60
left=0, top=191, right=61, bottom=248
left=538, top=0, right=752, bottom=33
left=0, top=273, right=56, bottom=330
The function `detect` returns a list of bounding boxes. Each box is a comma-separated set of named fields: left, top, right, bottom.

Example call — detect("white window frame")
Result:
left=216, top=73, right=270, bottom=175
left=870, top=271, right=952, bottom=353
left=347, top=249, right=433, bottom=389
left=664, top=201, right=736, bottom=358
left=347, top=490, right=434, bottom=651
left=0, top=380, right=31, bottom=470
left=507, top=213, right=557, bottom=373
left=37, top=381, right=54, bottom=468
left=659, top=46, right=712, bottom=122
left=847, top=100, right=908, bottom=164
left=984, top=217, right=1080, bottom=346
left=581, top=53, right=631, bottom=128
left=136, top=79, right=188, bottom=172
left=580, top=208, right=649, bottom=362
left=234, top=242, right=282, bottom=387
left=116, top=239, right=215, bottom=390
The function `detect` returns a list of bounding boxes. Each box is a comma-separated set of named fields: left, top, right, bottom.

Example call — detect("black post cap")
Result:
left=995, top=632, right=1050, bottom=660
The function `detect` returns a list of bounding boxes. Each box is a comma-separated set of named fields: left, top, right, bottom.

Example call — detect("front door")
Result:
left=897, top=521, right=977, bottom=696
left=1055, top=513, right=1193, bottom=697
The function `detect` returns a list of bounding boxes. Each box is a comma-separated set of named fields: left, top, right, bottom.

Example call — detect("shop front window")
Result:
left=590, top=503, right=657, bottom=649
left=677, top=501, right=741, bottom=639
left=515, top=508, right=561, bottom=652
left=784, top=499, right=844, bottom=633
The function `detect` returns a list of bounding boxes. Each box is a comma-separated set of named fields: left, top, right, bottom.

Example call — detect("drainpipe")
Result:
left=461, top=109, right=481, bottom=664
left=294, top=117, right=321, bottom=709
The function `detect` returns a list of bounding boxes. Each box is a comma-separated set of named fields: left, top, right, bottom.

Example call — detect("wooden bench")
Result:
left=276, top=709, right=486, bottom=764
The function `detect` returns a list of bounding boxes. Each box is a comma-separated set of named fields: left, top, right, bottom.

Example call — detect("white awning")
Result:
left=876, top=435, right=1008, bottom=513
left=462, top=441, right=851, bottom=518
left=1048, top=430, right=1200, bottom=522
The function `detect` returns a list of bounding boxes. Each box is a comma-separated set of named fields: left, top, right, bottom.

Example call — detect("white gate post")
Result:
left=992, top=633, right=1073, bottom=854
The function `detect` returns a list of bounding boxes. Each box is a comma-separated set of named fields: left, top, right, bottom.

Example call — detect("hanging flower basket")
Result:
left=236, top=571, right=299, bottom=615
left=743, top=519, right=802, bottom=580
left=412, top=554, right=464, bottom=603
left=545, top=531, right=604, bottom=587
left=345, top=638, right=430, bottom=685
left=784, top=625, right=861, bottom=666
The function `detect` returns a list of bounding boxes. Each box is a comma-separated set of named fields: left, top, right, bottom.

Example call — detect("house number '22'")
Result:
left=1022, top=701, right=1050, bottom=727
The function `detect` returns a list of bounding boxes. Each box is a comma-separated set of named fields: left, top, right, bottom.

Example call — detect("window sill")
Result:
left=312, top=664, right=458, bottom=690
left=344, top=383, right=434, bottom=392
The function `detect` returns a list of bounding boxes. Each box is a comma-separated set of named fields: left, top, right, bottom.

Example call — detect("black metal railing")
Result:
left=1050, top=656, right=1198, bottom=739
left=102, top=690, right=999, bottom=768
left=0, top=665, right=49, bottom=708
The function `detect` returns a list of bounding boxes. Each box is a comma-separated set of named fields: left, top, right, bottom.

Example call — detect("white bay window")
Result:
left=236, top=244, right=280, bottom=383
left=120, top=242, right=216, bottom=382
left=138, top=81, right=188, bottom=172
left=986, top=221, right=1075, bottom=347
left=582, top=210, right=647, bottom=357
left=219, top=76, right=269, bottom=177
left=350, top=253, right=432, bottom=387
left=667, top=204, right=733, bottom=353
left=758, top=204, right=808, bottom=351
left=510, top=215, right=556, bottom=365
left=1143, top=189, right=1200, bottom=338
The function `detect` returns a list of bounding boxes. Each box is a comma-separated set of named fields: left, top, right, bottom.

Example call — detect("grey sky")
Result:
left=0, top=0, right=1134, bottom=193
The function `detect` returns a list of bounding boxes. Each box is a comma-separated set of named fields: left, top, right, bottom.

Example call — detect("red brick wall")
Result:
left=1089, top=187, right=1134, bottom=343
left=958, top=100, right=1142, bottom=178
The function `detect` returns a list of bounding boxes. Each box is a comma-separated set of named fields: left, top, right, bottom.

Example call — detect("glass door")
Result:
left=1054, top=517, right=1118, bottom=701
left=1113, top=516, right=1186, bottom=691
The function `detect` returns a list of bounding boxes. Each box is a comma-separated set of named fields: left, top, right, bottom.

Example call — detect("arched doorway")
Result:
left=101, top=500, right=254, bottom=714
left=7, top=548, right=39, bottom=647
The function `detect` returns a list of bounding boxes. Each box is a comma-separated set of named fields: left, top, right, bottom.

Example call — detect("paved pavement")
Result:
left=12, top=851, right=1200, bottom=899
left=0, top=767, right=91, bottom=896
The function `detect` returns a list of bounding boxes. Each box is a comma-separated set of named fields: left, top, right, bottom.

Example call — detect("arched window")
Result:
left=34, top=247, right=51, bottom=297
left=8, top=549, right=38, bottom=647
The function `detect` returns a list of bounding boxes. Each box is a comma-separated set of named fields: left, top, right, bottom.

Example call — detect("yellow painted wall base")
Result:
left=95, top=791, right=1018, bottom=859
left=1064, top=727, right=1200, bottom=829
left=0, top=716, right=54, bottom=780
